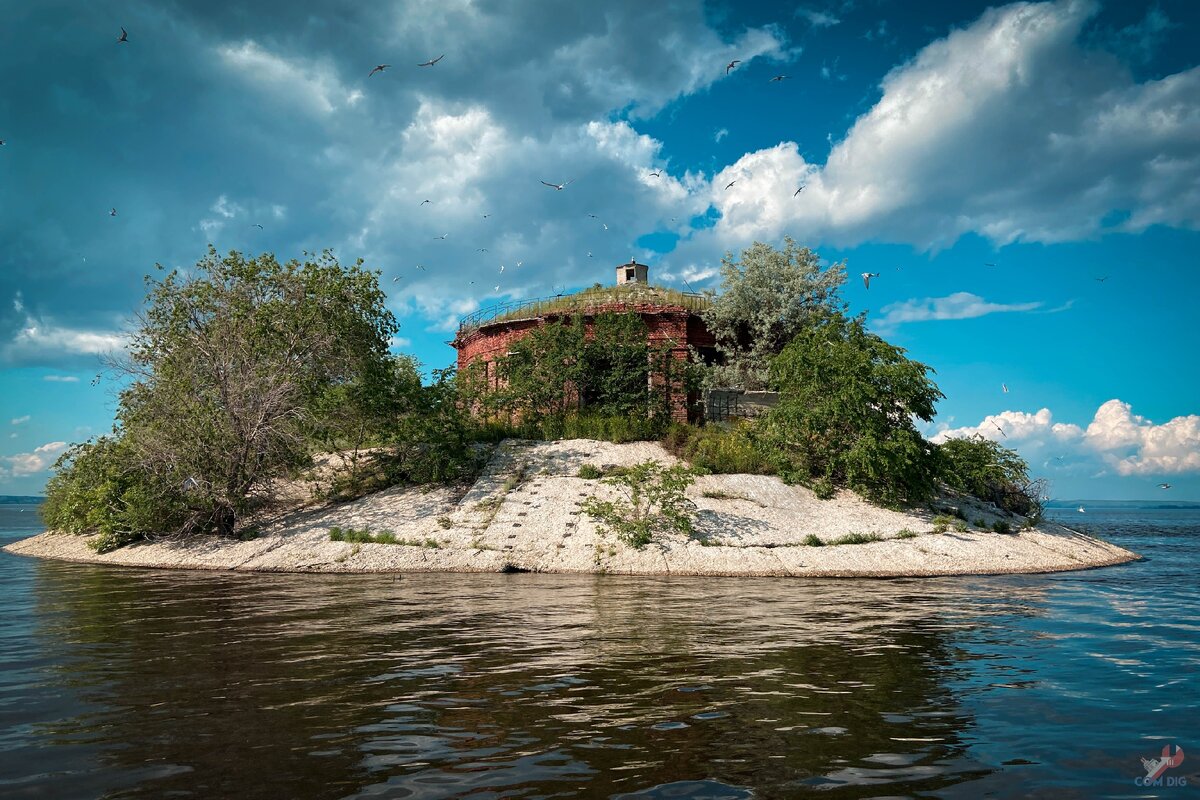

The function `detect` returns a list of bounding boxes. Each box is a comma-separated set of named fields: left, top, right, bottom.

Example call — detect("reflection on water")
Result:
left=0, top=506, right=1197, bottom=799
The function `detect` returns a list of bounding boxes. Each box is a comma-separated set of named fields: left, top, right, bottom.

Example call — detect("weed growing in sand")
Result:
left=802, top=534, right=825, bottom=546
left=437, top=515, right=453, bottom=529
left=700, top=490, right=752, bottom=502
left=581, top=461, right=696, bottom=548
left=577, top=464, right=604, bottom=480
left=931, top=514, right=967, bottom=533
left=991, top=520, right=1013, bottom=534
left=830, top=532, right=884, bottom=545
left=895, top=529, right=918, bottom=539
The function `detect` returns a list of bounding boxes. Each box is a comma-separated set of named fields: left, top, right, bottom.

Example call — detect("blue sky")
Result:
left=2, top=0, right=1198, bottom=500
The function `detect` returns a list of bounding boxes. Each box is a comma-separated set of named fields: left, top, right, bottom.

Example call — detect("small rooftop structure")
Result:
left=616, top=259, right=648, bottom=285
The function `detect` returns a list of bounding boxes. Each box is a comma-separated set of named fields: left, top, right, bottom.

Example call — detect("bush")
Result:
left=830, top=532, right=884, bottom=545
left=936, top=435, right=1045, bottom=518
left=759, top=315, right=942, bottom=507
left=991, top=520, right=1012, bottom=534
left=661, top=422, right=774, bottom=475
left=581, top=461, right=696, bottom=548
left=577, top=464, right=604, bottom=479
left=802, top=534, right=825, bottom=546
left=931, top=514, right=967, bottom=533
left=896, top=529, right=918, bottom=539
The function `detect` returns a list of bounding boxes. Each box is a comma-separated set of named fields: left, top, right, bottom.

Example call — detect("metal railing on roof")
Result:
left=457, top=287, right=710, bottom=334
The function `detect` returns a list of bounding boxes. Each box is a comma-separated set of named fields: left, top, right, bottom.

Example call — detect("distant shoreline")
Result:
left=2, top=440, right=1139, bottom=578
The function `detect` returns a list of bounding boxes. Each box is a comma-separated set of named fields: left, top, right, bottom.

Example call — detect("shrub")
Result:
left=802, top=534, right=825, bottom=546
left=581, top=461, right=696, bottom=548
left=577, top=464, right=604, bottom=480
left=437, top=516, right=453, bottom=529
left=991, top=520, right=1012, bottom=534
left=936, top=435, right=1046, bottom=519
left=931, top=514, right=967, bottom=533
left=811, top=477, right=836, bottom=500
left=662, top=422, right=774, bottom=475
left=830, top=532, right=883, bottom=545
left=895, top=529, right=918, bottom=539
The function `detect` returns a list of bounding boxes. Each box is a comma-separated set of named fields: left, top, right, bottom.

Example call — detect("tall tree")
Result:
left=701, top=237, right=847, bottom=390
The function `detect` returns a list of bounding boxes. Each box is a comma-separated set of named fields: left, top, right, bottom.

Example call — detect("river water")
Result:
left=0, top=504, right=1196, bottom=799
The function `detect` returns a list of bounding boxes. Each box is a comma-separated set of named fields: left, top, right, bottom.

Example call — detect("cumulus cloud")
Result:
left=2, top=441, right=68, bottom=477
left=42, top=375, right=80, bottom=383
left=2, top=296, right=125, bottom=367
left=217, top=40, right=363, bottom=116
left=873, top=292, right=1044, bottom=334
left=934, top=400, right=1200, bottom=477
left=696, top=0, right=1200, bottom=249
left=11, top=416, right=30, bottom=426
left=796, top=7, right=841, bottom=28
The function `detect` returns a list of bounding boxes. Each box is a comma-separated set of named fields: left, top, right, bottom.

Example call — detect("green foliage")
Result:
left=475, top=412, right=666, bottom=445
left=758, top=314, right=943, bottom=506
left=577, top=464, right=604, bottom=479
left=437, top=516, right=453, bottom=529
left=991, top=520, right=1013, bottom=534
left=931, top=514, right=968, bottom=533
left=802, top=534, right=825, bottom=547
left=42, top=436, right=190, bottom=553
left=661, top=422, right=775, bottom=475
left=830, top=532, right=884, bottom=545
left=936, top=435, right=1045, bottom=518
left=701, top=237, right=847, bottom=390
left=328, top=527, right=429, bottom=545
left=580, top=461, right=696, bottom=548
left=896, top=529, right=918, bottom=539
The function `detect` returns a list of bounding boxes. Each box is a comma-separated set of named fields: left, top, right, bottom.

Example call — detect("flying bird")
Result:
left=587, top=251, right=593, bottom=258
left=1095, top=276, right=1108, bottom=282
left=117, top=27, right=128, bottom=43
left=251, top=223, right=263, bottom=229
left=649, top=170, right=662, bottom=178
left=541, top=180, right=573, bottom=190
left=434, top=233, right=449, bottom=240
left=725, top=59, right=741, bottom=74
left=415, top=264, right=426, bottom=271
left=0, top=140, right=5, bottom=146
left=499, top=265, right=505, bottom=273
left=602, top=223, right=608, bottom=230
left=392, top=277, right=400, bottom=283
left=494, top=285, right=500, bottom=292
left=1077, top=505, right=1085, bottom=513
left=476, top=248, right=488, bottom=252
left=794, top=185, right=805, bottom=196
left=1159, top=483, right=1172, bottom=490
left=769, top=75, right=789, bottom=82
left=420, top=199, right=431, bottom=205
left=984, top=262, right=996, bottom=267
left=990, top=421, right=1007, bottom=438
left=110, top=208, right=117, bottom=217
left=368, top=64, right=390, bottom=77
left=417, top=55, right=445, bottom=67
left=482, top=213, right=491, bottom=218
left=1002, top=383, right=1009, bottom=393
left=724, top=180, right=736, bottom=190
left=588, top=213, right=598, bottom=218
left=515, top=260, right=522, bottom=268
left=861, top=272, right=880, bottom=289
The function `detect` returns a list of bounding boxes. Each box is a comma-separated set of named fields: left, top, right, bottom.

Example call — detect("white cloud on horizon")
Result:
left=2, top=295, right=126, bottom=368
left=1, top=441, right=68, bottom=477
left=42, top=375, right=80, bottom=383
left=934, top=400, right=1200, bottom=477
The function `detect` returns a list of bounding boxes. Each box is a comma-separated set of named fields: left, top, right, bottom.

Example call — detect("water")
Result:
left=0, top=504, right=1196, bottom=799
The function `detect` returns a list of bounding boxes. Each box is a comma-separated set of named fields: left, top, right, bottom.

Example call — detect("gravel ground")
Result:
left=3, top=439, right=1138, bottom=577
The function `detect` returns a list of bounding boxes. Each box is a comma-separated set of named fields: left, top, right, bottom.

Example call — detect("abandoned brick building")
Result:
left=452, top=260, right=715, bottom=422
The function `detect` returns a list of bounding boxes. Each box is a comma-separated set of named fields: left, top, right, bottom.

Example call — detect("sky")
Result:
left=1, top=0, right=1198, bottom=500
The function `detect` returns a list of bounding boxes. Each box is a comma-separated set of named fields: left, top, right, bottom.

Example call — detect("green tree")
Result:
left=581, top=461, right=696, bottom=548
left=936, top=435, right=1046, bottom=518
left=702, top=237, right=847, bottom=389
left=49, top=247, right=400, bottom=541
left=759, top=315, right=943, bottom=505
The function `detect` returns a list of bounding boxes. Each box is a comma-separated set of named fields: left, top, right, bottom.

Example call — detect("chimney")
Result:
left=616, top=259, right=648, bottom=285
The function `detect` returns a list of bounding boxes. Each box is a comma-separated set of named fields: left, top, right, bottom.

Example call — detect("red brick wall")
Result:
left=453, top=304, right=708, bottom=422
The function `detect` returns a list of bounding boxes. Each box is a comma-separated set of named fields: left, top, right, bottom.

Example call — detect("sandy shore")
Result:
left=3, top=439, right=1138, bottom=577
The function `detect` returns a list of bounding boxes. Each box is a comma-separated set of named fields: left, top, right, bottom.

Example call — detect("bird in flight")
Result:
left=1095, top=276, right=1108, bottom=282
left=434, top=233, right=449, bottom=240
left=587, top=251, right=593, bottom=258
left=724, top=179, right=737, bottom=190
left=117, top=27, right=128, bottom=44
left=725, top=59, right=741, bottom=74
left=1158, top=482, right=1172, bottom=489
left=476, top=248, right=488, bottom=253
left=392, top=277, right=401, bottom=283
left=984, top=262, right=996, bottom=267
left=499, top=265, right=505, bottom=274
left=541, top=180, right=573, bottom=190
left=769, top=75, right=789, bottom=82
left=794, top=185, right=805, bottom=196
left=415, top=264, right=426, bottom=271
left=861, top=272, right=880, bottom=289
left=368, top=64, right=390, bottom=77
left=251, top=223, right=264, bottom=229
left=110, top=208, right=118, bottom=217
left=420, top=199, right=431, bottom=205
left=0, top=139, right=5, bottom=146
left=991, top=421, right=1007, bottom=438
left=482, top=213, right=491, bottom=218
left=602, top=223, right=608, bottom=231
left=1002, top=383, right=1009, bottom=393
left=649, top=170, right=662, bottom=178
left=418, top=55, right=445, bottom=67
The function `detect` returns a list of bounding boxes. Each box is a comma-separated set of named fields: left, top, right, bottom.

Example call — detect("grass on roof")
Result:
left=480, top=284, right=710, bottom=328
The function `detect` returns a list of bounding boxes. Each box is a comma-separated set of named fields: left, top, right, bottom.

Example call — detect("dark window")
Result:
left=626, top=268, right=635, bottom=280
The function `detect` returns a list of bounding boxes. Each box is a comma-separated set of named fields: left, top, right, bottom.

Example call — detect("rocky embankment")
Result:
left=4, top=439, right=1138, bottom=577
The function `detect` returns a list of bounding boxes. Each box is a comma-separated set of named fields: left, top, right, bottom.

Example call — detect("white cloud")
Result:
left=42, top=375, right=80, bottom=383
left=796, top=7, right=841, bottom=28
left=10, top=416, right=30, bottom=426
left=2, top=302, right=125, bottom=367
left=935, top=400, right=1200, bottom=477
left=3, top=441, right=68, bottom=476
left=714, top=128, right=728, bottom=143
left=873, top=292, right=1044, bottom=334
left=217, top=40, right=361, bottom=116
left=693, top=0, right=1200, bottom=250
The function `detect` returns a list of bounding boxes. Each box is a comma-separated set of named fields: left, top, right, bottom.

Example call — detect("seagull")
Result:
left=1002, top=383, right=1009, bottom=393
left=110, top=208, right=118, bottom=217
left=0, top=140, right=5, bottom=146
left=515, top=260, right=522, bottom=268
left=794, top=185, right=805, bottom=196
left=602, top=223, right=608, bottom=231
left=649, top=170, right=662, bottom=178
left=1077, top=505, right=1085, bottom=513
left=482, top=213, right=491, bottom=219
left=434, top=233, right=449, bottom=240
left=251, top=223, right=263, bottom=229
left=415, top=264, right=426, bottom=271
left=588, top=213, right=598, bottom=218
left=117, top=27, right=128, bottom=44
left=725, top=59, right=741, bottom=74
left=724, top=180, right=736, bottom=190
left=984, top=262, right=996, bottom=267
left=769, top=75, right=789, bottom=82
left=392, top=277, right=400, bottom=283
left=499, top=265, right=505, bottom=273
left=420, top=199, right=431, bottom=205
left=1095, top=276, right=1108, bottom=282
left=541, top=180, right=573, bottom=190
left=476, top=248, right=488, bottom=253
left=417, top=54, right=445, bottom=67
left=368, top=64, right=390, bottom=77
left=1159, top=483, right=1172, bottom=490
left=494, top=285, right=500, bottom=292
left=990, top=421, right=1007, bottom=438
left=587, top=251, right=593, bottom=258
left=861, top=272, right=880, bottom=289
